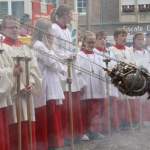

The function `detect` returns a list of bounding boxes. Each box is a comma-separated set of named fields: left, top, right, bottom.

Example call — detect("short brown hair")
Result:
left=1, top=15, right=19, bottom=29
left=96, top=31, right=106, bottom=39
left=55, top=5, right=72, bottom=18
left=114, top=28, right=127, bottom=38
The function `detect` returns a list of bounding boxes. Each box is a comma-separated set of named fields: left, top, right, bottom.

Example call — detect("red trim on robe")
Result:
left=114, top=44, right=125, bottom=50
left=96, top=47, right=106, bottom=52
left=3, top=37, right=22, bottom=47
left=56, top=22, right=67, bottom=30
left=133, top=46, right=144, bottom=51
left=81, top=48, right=94, bottom=54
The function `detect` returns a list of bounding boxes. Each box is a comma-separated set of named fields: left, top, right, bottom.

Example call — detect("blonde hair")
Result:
left=32, top=18, right=52, bottom=43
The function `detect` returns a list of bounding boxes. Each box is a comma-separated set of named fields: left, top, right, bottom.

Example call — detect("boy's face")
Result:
left=146, top=36, right=150, bottom=46
left=134, top=34, right=144, bottom=49
left=3, top=20, right=19, bottom=40
left=63, top=11, right=72, bottom=24
left=115, top=33, right=127, bottom=45
left=95, top=35, right=107, bottom=48
left=85, top=35, right=96, bottom=50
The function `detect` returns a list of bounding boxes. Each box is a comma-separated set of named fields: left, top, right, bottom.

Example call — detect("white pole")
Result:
left=74, top=0, right=77, bottom=12
left=8, top=0, right=12, bottom=15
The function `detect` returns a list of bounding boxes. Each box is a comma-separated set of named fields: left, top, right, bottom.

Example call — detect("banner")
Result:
left=32, top=1, right=54, bottom=24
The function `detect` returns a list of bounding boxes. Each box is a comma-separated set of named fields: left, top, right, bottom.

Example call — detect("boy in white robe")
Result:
left=77, top=31, right=106, bottom=140
left=1, top=15, right=42, bottom=150
left=51, top=5, right=83, bottom=144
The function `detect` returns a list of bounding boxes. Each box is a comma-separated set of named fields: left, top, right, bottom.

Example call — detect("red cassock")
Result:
left=46, top=100, right=64, bottom=148
left=81, top=99, right=105, bottom=133
left=35, top=105, right=48, bottom=150
left=62, top=92, right=83, bottom=139
left=0, top=107, right=12, bottom=150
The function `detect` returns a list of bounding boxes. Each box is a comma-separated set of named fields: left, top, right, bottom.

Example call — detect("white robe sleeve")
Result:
left=25, top=46, right=42, bottom=96
left=0, top=69, right=12, bottom=97
left=33, top=41, right=64, bottom=73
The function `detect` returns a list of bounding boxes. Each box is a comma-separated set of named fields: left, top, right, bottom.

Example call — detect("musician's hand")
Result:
left=21, top=85, right=32, bottom=95
left=80, top=87, right=85, bottom=96
left=13, top=64, right=23, bottom=76
left=67, top=53, right=77, bottom=61
left=70, top=53, right=77, bottom=60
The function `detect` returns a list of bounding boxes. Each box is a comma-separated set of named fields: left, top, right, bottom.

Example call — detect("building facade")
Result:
left=0, top=0, right=58, bottom=21
left=1, top=0, right=150, bottom=34
left=75, top=0, right=150, bottom=34
left=0, top=0, right=32, bottom=20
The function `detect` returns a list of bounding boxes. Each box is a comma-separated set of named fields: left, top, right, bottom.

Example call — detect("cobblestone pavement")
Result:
left=60, top=126, right=150, bottom=150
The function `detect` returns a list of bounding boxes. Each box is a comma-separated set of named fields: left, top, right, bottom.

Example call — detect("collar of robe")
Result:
left=81, top=48, right=94, bottom=54
left=133, top=46, right=143, bottom=51
left=96, top=47, right=106, bottom=52
left=3, top=37, right=22, bottom=47
left=56, top=21, right=67, bottom=30
left=114, top=44, right=125, bottom=50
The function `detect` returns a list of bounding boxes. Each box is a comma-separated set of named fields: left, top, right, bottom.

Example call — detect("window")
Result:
left=77, top=0, right=87, bottom=15
left=0, top=2, right=8, bottom=20
left=40, top=0, right=58, bottom=7
left=12, top=1, right=24, bottom=19
left=139, top=4, right=150, bottom=12
left=122, top=5, right=135, bottom=13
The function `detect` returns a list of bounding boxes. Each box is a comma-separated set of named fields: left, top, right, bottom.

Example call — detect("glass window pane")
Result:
left=78, top=2, right=83, bottom=7
left=0, top=2, right=8, bottom=20
left=78, top=8, right=82, bottom=12
left=41, top=0, right=57, bottom=4
left=77, top=0, right=87, bottom=14
left=12, top=1, right=24, bottom=19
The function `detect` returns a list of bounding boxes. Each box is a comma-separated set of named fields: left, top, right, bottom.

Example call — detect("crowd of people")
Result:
left=0, top=4, right=150, bottom=150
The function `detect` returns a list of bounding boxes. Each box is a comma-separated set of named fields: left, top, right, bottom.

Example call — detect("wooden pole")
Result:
left=13, top=56, right=24, bottom=150
left=67, top=59, right=74, bottom=150
left=103, top=58, right=112, bottom=136
left=24, top=57, right=33, bottom=150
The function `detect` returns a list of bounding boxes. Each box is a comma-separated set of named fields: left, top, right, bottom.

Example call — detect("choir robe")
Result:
left=4, top=37, right=42, bottom=150
left=33, top=40, right=65, bottom=148
left=126, top=48, right=150, bottom=124
left=52, top=23, right=83, bottom=140
left=0, top=45, right=13, bottom=150
left=108, top=45, right=132, bottom=129
left=77, top=50, right=106, bottom=134
left=93, top=47, right=117, bottom=132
